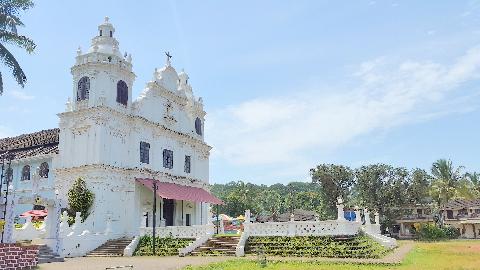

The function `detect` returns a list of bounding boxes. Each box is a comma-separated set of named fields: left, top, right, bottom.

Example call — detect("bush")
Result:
left=134, top=235, right=194, bottom=256
left=245, top=236, right=389, bottom=258
left=417, top=224, right=459, bottom=241
left=67, top=177, right=94, bottom=223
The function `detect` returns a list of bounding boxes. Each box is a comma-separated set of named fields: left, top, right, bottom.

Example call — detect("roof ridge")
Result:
left=0, top=128, right=60, bottom=152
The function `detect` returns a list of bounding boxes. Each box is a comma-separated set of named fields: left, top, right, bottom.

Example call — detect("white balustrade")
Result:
left=245, top=220, right=360, bottom=237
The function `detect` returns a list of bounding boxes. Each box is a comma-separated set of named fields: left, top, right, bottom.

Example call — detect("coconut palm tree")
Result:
left=0, top=0, right=36, bottom=95
left=430, top=159, right=464, bottom=207
left=465, top=172, right=480, bottom=194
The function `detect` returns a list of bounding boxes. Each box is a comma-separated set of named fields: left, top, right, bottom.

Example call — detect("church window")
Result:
left=3, top=168, right=12, bottom=184
left=77, top=76, right=90, bottom=101
left=195, top=117, right=202, bottom=135
left=39, top=162, right=49, bottom=178
left=140, top=142, right=150, bottom=164
left=21, top=165, right=30, bottom=181
left=116, top=80, right=128, bottom=106
left=184, top=156, right=191, bottom=173
left=163, top=149, right=173, bottom=169
left=99, top=29, right=103, bottom=36
left=110, top=31, right=113, bottom=37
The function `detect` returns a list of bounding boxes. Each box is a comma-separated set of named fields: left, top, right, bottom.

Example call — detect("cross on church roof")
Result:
left=165, top=51, right=172, bottom=66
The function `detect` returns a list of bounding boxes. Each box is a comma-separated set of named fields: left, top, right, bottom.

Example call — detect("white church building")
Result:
left=0, top=17, right=221, bottom=256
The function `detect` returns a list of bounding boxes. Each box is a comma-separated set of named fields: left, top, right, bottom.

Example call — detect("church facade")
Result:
left=0, top=17, right=219, bottom=248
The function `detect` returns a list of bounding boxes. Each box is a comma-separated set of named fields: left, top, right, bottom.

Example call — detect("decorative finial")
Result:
left=165, top=51, right=172, bottom=66
left=76, top=46, right=82, bottom=56
left=104, top=16, right=110, bottom=23
left=127, top=54, right=132, bottom=63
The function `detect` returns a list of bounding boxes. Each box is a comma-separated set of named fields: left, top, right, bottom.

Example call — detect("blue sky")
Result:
left=1, top=1, right=480, bottom=184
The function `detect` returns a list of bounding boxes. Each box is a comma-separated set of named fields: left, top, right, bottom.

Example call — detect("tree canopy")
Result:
left=0, top=0, right=36, bottom=95
left=211, top=159, right=479, bottom=229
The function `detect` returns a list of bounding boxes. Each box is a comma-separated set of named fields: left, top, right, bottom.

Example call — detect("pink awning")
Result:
left=20, top=210, right=48, bottom=218
left=136, top=178, right=224, bottom=205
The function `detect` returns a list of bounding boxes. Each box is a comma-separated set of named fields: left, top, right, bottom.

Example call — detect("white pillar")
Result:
left=336, top=197, right=345, bottom=221
left=245, top=210, right=251, bottom=223
left=374, top=212, right=380, bottom=224
left=354, top=207, right=361, bottom=223
left=3, top=185, right=15, bottom=243
left=219, top=217, right=224, bottom=234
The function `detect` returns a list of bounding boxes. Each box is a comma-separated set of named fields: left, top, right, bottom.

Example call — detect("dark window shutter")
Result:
left=77, top=77, right=90, bottom=101
left=116, top=80, right=128, bottom=106
left=140, top=141, right=150, bottom=164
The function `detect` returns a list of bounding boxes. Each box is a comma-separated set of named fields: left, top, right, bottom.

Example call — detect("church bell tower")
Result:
left=69, top=17, right=135, bottom=111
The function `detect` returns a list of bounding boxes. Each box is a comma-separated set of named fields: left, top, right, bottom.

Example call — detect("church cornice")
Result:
left=53, top=163, right=211, bottom=190
left=58, top=105, right=212, bottom=156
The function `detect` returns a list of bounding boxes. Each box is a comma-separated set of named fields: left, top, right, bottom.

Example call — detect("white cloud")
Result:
left=9, top=89, right=35, bottom=100
left=207, top=46, right=480, bottom=168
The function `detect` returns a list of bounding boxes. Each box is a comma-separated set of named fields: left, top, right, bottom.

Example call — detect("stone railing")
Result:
left=139, top=224, right=214, bottom=239
left=179, top=225, right=215, bottom=257
left=123, top=236, right=140, bottom=257
left=245, top=220, right=360, bottom=237
left=58, top=212, right=113, bottom=257
left=12, top=217, right=47, bottom=243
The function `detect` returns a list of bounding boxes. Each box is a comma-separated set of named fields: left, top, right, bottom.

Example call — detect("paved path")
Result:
left=38, top=256, right=231, bottom=270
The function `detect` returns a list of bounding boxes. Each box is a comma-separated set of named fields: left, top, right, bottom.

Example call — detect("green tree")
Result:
left=259, top=189, right=283, bottom=217
left=0, top=0, right=36, bottom=95
left=465, top=172, right=480, bottom=194
left=310, top=164, right=355, bottom=219
left=67, top=177, right=95, bottom=222
left=430, top=159, right=464, bottom=207
left=406, top=168, right=432, bottom=204
left=354, top=164, right=409, bottom=227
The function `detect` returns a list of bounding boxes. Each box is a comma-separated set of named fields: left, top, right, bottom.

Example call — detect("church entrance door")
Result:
left=163, top=199, right=174, bottom=226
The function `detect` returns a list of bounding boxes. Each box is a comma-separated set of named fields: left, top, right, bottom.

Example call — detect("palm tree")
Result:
left=430, top=159, right=464, bottom=207
left=0, top=0, right=36, bottom=95
left=465, top=172, right=480, bottom=194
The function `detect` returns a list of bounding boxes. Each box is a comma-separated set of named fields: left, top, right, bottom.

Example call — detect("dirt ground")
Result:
left=37, top=256, right=231, bottom=270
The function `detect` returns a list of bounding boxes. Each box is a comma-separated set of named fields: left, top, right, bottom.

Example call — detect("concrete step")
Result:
left=85, top=237, right=133, bottom=257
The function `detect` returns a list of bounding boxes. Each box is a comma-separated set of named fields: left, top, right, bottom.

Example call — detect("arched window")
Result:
left=21, top=165, right=30, bottom=181
left=39, top=162, right=49, bottom=178
left=195, top=117, right=202, bottom=135
left=116, top=80, right=128, bottom=106
left=77, top=76, right=90, bottom=101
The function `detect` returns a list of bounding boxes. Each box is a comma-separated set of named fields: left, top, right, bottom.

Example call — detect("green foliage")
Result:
left=133, top=235, right=194, bottom=256
left=211, top=181, right=324, bottom=218
left=0, top=0, right=36, bottom=95
left=67, top=177, right=94, bottom=222
left=429, top=159, right=464, bottom=207
left=310, top=164, right=355, bottom=219
left=245, top=236, right=389, bottom=259
left=416, top=224, right=460, bottom=241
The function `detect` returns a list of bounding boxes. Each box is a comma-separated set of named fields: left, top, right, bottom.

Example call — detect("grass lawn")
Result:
left=183, top=240, right=480, bottom=270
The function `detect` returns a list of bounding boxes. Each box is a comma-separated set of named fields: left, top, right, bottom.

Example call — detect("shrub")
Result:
left=245, top=236, right=389, bottom=258
left=134, top=235, right=194, bottom=256
left=417, top=223, right=459, bottom=241
left=67, top=177, right=94, bottom=223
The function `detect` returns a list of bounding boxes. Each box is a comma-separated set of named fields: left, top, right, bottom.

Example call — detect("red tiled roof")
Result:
left=443, top=199, right=480, bottom=210
left=0, top=128, right=59, bottom=160
left=136, top=178, right=224, bottom=205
